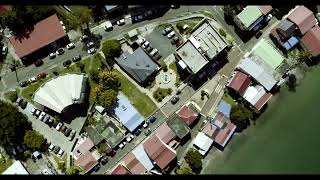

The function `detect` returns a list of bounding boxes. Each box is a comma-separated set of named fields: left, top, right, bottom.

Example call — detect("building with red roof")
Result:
left=111, top=164, right=132, bottom=175
left=155, top=122, right=177, bottom=144
left=301, top=25, right=320, bottom=56
left=287, top=6, right=317, bottom=35
left=75, top=152, right=99, bottom=174
left=227, top=71, right=252, bottom=96
left=259, top=6, right=273, bottom=15
left=123, top=152, right=147, bottom=174
left=9, top=14, right=69, bottom=65
left=176, top=104, right=199, bottom=127
left=143, top=135, right=177, bottom=171
left=214, top=122, right=237, bottom=148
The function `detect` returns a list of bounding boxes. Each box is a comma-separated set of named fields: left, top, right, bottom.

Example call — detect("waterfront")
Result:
left=203, top=67, right=320, bottom=174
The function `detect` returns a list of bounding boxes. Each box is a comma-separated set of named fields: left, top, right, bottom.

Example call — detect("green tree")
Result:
left=160, top=62, right=168, bottom=72
left=230, top=104, right=253, bottom=122
left=89, top=69, right=100, bottom=83
left=4, top=90, right=18, bottom=102
left=98, top=70, right=120, bottom=90
left=23, top=130, right=46, bottom=151
left=286, top=74, right=297, bottom=92
left=97, top=143, right=110, bottom=155
left=218, top=28, right=227, bottom=37
left=71, top=6, right=93, bottom=32
left=288, top=49, right=313, bottom=64
left=185, top=149, right=202, bottom=174
left=76, top=62, right=85, bottom=72
left=54, top=115, right=62, bottom=122
left=102, top=40, right=121, bottom=58
left=57, top=161, right=66, bottom=172
left=0, top=100, right=31, bottom=149
left=66, top=166, right=81, bottom=175
left=223, top=5, right=237, bottom=18
left=96, top=89, right=118, bottom=109
left=176, top=166, right=193, bottom=175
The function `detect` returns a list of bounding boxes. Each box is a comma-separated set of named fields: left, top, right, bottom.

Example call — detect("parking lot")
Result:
left=145, top=25, right=182, bottom=60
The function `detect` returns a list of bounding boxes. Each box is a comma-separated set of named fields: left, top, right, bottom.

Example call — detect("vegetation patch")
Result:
left=169, top=62, right=182, bottom=87
left=153, top=87, right=173, bottom=102
left=4, top=90, right=18, bottom=102
left=0, top=156, right=13, bottom=174
left=20, top=77, right=50, bottom=101
left=176, top=18, right=202, bottom=35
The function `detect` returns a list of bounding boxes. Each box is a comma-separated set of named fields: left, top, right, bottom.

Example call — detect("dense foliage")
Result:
left=66, top=166, right=81, bottom=175
left=185, top=149, right=202, bottom=174
left=102, top=40, right=121, bottom=58
left=230, top=104, right=254, bottom=122
left=23, top=130, right=46, bottom=151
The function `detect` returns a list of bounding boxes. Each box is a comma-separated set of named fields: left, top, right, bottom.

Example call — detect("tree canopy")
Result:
left=66, top=166, right=82, bottom=175
left=102, top=40, right=121, bottom=58
left=71, top=6, right=93, bottom=31
left=230, top=104, right=254, bottom=122
left=0, top=100, right=31, bottom=149
left=176, top=166, right=193, bottom=175
left=98, top=70, right=120, bottom=90
left=185, top=149, right=202, bottom=174
left=23, top=130, right=46, bottom=151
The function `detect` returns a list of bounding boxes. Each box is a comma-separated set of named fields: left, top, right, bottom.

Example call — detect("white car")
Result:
left=56, top=123, right=63, bottom=131
left=66, top=42, right=75, bottom=49
left=126, top=134, right=134, bottom=142
left=142, top=122, right=149, bottom=129
left=42, top=169, right=50, bottom=175
left=119, top=142, right=126, bottom=149
left=142, top=41, right=150, bottom=49
left=137, top=38, right=146, bottom=45
left=117, top=19, right=125, bottom=26
left=35, top=110, right=41, bottom=117
left=88, top=48, right=96, bottom=54
left=48, top=52, right=56, bottom=59
left=104, top=21, right=113, bottom=31
left=39, top=112, right=46, bottom=121
left=31, top=107, right=37, bottom=115
left=29, top=77, right=37, bottom=83
left=150, top=49, right=158, bottom=57
left=58, top=149, right=64, bottom=157
left=2, top=46, right=8, bottom=55
left=86, top=42, right=95, bottom=48
left=266, top=14, right=273, bottom=22
left=48, top=144, right=55, bottom=152
left=167, top=31, right=175, bottom=39
left=68, top=130, right=76, bottom=141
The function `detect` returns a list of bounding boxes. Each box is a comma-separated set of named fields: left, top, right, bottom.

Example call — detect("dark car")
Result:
left=63, top=60, right=72, bottom=67
left=144, top=128, right=152, bottom=136
left=154, top=53, right=162, bottom=61
left=52, top=121, right=58, bottom=128
left=53, top=146, right=60, bottom=154
left=43, top=115, right=50, bottom=123
left=56, top=48, right=64, bottom=55
left=171, top=95, right=180, bottom=104
left=64, top=128, right=72, bottom=137
left=100, top=156, right=108, bottom=165
left=80, top=35, right=89, bottom=42
left=255, top=30, right=263, bottom=39
left=19, top=100, right=27, bottom=109
left=37, top=72, right=47, bottom=79
left=72, top=55, right=81, bottom=62
left=146, top=46, right=153, bottom=53
left=147, top=116, right=156, bottom=123
left=133, top=15, right=144, bottom=23
left=171, top=36, right=179, bottom=44
left=34, top=59, right=43, bottom=67
left=133, top=129, right=142, bottom=136
left=19, top=81, right=28, bottom=87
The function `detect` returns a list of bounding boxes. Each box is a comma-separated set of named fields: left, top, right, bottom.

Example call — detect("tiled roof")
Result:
left=111, top=165, right=132, bottom=175
left=287, top=6, right=316, bottom=35
left=214, top=122, right=237, bottom=147
left=75, top=152, right=98, bottom=173
left=155, top=122, right=177, bottom=144
left=73, top=138, right=94, bottom=159
left=9, top=14, right=66, bottom=58
left=123, top=152, right=147, bottom=174
left=227, top=71, right=252, bottom=96
left=301, top=25, right=320, bottom=56
left=176, top=105, right=199, bottom=126
left=259, top=5, right=273, bottom=15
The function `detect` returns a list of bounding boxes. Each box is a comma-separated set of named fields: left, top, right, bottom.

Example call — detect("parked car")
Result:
left=43, top=115, right=50, bottom=124
left=68, top=130, right=76, bottom=141
left=48, top=52, right=56, bottom=59
left=88, top=48, right=96, bottom=54
left=29, top=76, right=37, bottom=83
left=80, top=35, right=89, bottom=42
left=118, top=142, right=126, bottom=149
left=176, top=39, right=184, bottom=47
left=39, top=112, right=46, bottom=121
left=142, top=122, right=149, bottom=128
left=19, top=100, right=27, bottom=109
left=56, top=123, right=63, bottom=131
left=53, top=146, right=60, bottom=154
left=137, top=38, right=146, bottom=45
left=255, top=30, right=263, bottom=39
left=52, top=121, right=58, bottom=129
left=154, top=53, right=162, bottom=61
left=34, top=59, right=43, bottom=67
left=1, top=46, right=8, bottom=55
left=133, top=129, right=141, bottom=136
left=150, top=49, right=158, bottom=57
left=35, top=109, right=41, bottom=117
left=63, top=60, right=72, bottom=67
left=171, top=95, right=180, bottom=104
left=147, top=116, right=156, bottom=123
left=72, top=55, right=81, bottom=62
left=116, top=19, right=125, bottom=26
left=146, top=46, right=153, bottom=52
left=16, top=97, right=22, bottom=105
left=162, top=27, right=172, bottom=35
left=58, top=149, right=64, bottom=157
left=60, top=126, right=67, bottom=133
left=144, top=128, right=152, bottom=136
left=37, top=72, right=47, bottom=79
left=31, top=107, right=37, bottom=115
left=86, top=42, right=95, bottom=48
left=126, top=134, right=134, bottom=142
left=142, top=41, right=150, bottom=49
left=48, top=144, right=55, bottom=152
left=167, top=31, right=175, bottom=39
left=56, top=48, right=64, bottom=55
left=42, top=169, right=50, bottom=175
left=133, top=15, right=144, bottom=23
left=171, top=36, right=179, bottom=44
left=104, top=21, right=113, bottom=31
left=66, top=42, right=75, bottom=49
left=100, top=156, right=108, bottom=165
left=64, top=128, right=72, bottom=137
left=19, top=81, right=28, bottom=87
left=45, top=117, right=53, bottom=127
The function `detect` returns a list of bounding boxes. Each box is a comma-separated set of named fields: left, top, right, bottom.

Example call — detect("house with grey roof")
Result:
left=115, top=47, right=160, bottom=86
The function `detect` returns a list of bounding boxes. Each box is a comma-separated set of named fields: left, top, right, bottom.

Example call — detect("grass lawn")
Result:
left=82, top=57, right=92, bottom=73
left=169, top=62, right=182, bottom=86
left=175, top=18, right=203, bottom=35
left=20, top=77, right=51, bottom=101
left=0, top=156, right=13, bottom=174
left=88, top=80, right=99, bottom=106
left=222, top=91, right=237, bottom=107
left=91, top=53, right=102, bottom=71
left=113, top=69, right=157, bottom=117
left=153, top=88, right=172, bottom=102
left=58, top=64, right=82, bottom=75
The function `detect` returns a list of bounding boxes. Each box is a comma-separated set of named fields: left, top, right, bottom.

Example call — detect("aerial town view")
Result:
left=1, top=5, right=320, bottom=175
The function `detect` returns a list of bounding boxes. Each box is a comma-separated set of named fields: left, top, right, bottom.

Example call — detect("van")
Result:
left=104, top=21, right=113, bottom=31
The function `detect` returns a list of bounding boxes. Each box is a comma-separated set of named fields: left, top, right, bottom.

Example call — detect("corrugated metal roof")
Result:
left=132, top=144, right=154, bottom=171
left=287, top=6, right=317, bottom=35
left=193, top=132, right=214, bottom=155
left=237, top=6, right=263, bottom=29
left=301, top=25, right=320, bottom=56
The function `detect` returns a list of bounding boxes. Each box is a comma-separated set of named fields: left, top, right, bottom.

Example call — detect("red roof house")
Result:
left=9, top=14, right=67, bottom=59
left=155, top=122, right=176, bottom=144
left=202, top=123, right=219, bottom=138
left=301, top=25, right=320, bottom=56
left=287, top=6, right=316, bottom=35
left=123, top=152, right=147, bottom=174
left=227, top=71, right=252, bottom=96
left=111, top=164, right=132, bottom=175
left=143, top=135, right=176, bottom=171
left=72, top=138, right=94, bottom=159
left=214, top=122, right=237, bottom=148
left=75, top=152, right=99, bottom=174
left=176, top=105, right=199, bottom=126
left=259, top=6, right=273, bottom=15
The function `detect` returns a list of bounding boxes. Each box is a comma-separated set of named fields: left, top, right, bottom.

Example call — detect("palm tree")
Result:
left=98, top=70, right=120, bottom=89
left=71, top=6, right=93, bottom=34
left=288, top=49, right=312, bottom=65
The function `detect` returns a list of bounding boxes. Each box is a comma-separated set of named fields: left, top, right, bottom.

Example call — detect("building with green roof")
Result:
left=252, top=39, right=285, bottom=70
left=235, top=6, right=264, bottom=31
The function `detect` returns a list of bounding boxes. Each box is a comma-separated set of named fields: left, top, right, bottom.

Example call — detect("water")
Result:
left=203, top=67, right=320, bottom=174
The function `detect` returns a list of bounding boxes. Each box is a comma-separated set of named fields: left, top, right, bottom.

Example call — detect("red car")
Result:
left=37, top=72, right=48, bottom=79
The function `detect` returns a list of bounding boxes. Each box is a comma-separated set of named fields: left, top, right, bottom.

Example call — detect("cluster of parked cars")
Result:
left=162, top=26, right=183, bottom=47
left=138, top=38, right=162, bottom=61
left=48, top=144, right=64, bottom=157
left=19, top=72, right=47, bottom=87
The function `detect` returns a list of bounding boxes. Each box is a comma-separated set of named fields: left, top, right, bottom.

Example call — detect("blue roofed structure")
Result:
left=113, top=94, right=145, bottom=132
left=283, top=36, right=299, bottom=50
left=217, top=100, right=232, bottom=118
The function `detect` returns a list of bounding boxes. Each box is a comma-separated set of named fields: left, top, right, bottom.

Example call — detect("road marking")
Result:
left=214, top=84, right=222, bottom=93
left=1, top=80, right=7, bottom=89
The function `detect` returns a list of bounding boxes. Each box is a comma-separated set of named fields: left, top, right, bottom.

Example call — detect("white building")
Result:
left=2, top=161, right=29, bottom=175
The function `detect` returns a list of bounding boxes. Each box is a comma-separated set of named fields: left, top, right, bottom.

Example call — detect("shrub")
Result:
left=185, top=149, right=203, bottom=174
left=76, top=62, right=85, bottom=72
left=219, top=28, right=227, bottom=37
left=161, top=62, right=168, bottom=72
left=90, top=69, right=99, bottom=83
left=5, top=90, right=18, bottom=102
